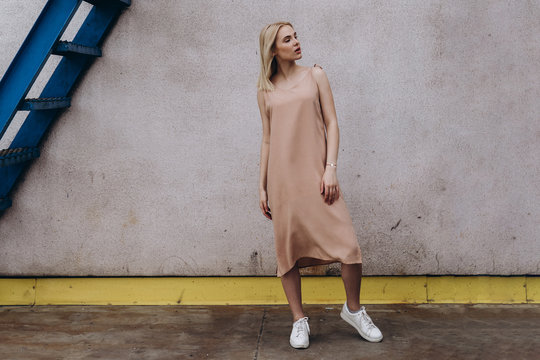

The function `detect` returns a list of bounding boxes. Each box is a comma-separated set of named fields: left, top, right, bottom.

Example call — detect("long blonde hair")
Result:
left=257, top=21, right=294, bottom=92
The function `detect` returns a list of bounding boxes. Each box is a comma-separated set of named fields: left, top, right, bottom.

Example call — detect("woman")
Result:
left=256, top=21, right=383, bottom=349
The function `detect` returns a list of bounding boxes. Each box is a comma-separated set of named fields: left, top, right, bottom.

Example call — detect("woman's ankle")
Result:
left=346, top=301, right=361, bottom=312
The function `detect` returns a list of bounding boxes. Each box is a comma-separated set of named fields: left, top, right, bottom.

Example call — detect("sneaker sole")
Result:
left=290, top=341, right=309, bottom=349
left=340, top=310, right=383, bottom=343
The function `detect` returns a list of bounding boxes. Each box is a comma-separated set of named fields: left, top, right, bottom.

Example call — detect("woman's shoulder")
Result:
left=311, top=64, right=326, bottom=86
left=301, top=64, right=323, bottom=74
left=312, top=63, right=324, bottom=73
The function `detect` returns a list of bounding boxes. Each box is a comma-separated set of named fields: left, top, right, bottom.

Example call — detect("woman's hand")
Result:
left=259, top=189, right=272, bottom=220
left=320, top=167, right=340, bottom=205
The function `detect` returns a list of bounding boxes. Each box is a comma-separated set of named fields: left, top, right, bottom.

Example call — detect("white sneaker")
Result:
left=289, top=316, right=310, bottom=349
left=340, top=302, right=383, bottom=342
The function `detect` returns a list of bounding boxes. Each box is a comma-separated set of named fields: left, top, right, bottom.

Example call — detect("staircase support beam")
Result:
left=0, top=0, right=83, bottom=139
left=1, top=4, right=128, bottom=199
left=0, top=198, right=12, bottom=211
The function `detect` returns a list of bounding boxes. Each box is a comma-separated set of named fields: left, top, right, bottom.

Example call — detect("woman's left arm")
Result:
left=312, top=65, right=340, bottom=205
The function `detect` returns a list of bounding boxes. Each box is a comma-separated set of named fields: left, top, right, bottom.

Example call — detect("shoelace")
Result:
left=349, top=306, right=377, bottom=330
left=294, top=317, right=310, bottom=337
left=359, top=311, right=377, bottom=330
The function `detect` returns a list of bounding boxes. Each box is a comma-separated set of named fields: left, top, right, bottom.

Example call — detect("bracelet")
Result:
left=326, top=162, right=337, bottom=168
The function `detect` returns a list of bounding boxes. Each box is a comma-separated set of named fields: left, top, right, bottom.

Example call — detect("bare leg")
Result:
left=341, top=263, right=362, bottom=312
left=281, top=262, right=305, bottom=322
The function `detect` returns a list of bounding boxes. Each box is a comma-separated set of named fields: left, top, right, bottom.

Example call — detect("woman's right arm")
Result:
left=257, top=89, right=272, bottom=220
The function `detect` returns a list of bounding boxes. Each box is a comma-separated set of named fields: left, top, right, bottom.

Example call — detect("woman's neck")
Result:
left=276, top=62, right=301, bottom=80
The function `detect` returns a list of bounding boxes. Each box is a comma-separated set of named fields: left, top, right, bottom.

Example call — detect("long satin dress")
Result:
left=263, top=64, right=363, bottom=277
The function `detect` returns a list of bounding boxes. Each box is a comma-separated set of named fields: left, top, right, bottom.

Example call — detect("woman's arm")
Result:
left=312, top=66, right=341, bottom=205
left=257, top=89, right=272, bottom=219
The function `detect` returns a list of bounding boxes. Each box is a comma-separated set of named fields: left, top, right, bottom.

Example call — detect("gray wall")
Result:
left=0, top=0, right=538, bottom=276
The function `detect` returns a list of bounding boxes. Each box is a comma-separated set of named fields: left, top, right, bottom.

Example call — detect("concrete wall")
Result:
left=0, top=0, right=538, bottom=276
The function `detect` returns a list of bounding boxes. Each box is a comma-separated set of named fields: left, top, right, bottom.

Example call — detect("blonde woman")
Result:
left=256, top=21, right=383, bottom=349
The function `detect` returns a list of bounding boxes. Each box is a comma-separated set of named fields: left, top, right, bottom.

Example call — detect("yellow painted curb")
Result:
left=0, top=276, right=537, bottom=305
left=527, top=276, right=540, bottom=303
left=0, top=279, right=35, bottom=305
left=427, top=276, right=527, bottom=303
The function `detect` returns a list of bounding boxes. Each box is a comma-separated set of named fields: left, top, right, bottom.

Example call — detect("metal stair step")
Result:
left=0, top=0, right=130, bottom=211
left=0, top=198, right=12, bottom=211
left=19, top=97, right=71, bottom=111
left=0, top=147, right=40, bottom=167
left=0, top=0, right=81, bottom=139
left=53, top=40, right=102, bottom=57
left=84, top=0, right=131, bottom=7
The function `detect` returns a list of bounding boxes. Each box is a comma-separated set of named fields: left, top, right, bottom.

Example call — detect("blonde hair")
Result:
left=257, top=21, right=294, bottom=92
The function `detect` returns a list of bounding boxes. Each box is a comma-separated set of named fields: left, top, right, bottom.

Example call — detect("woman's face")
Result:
left=273, top=25, right=302, bottom=62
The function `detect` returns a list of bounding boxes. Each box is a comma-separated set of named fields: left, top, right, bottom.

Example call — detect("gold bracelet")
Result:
left=326, top=162, right=337, bottom=167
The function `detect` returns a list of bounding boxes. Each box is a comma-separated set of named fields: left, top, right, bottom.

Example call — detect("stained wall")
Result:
left=0, top=0, right=538, bottom=276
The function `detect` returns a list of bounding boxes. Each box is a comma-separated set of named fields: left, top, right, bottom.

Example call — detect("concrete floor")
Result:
left=0, top=304, right=539, bottom=359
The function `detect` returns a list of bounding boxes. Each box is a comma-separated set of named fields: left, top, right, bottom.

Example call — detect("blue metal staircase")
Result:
left=0, top=0, right=130, bottom=211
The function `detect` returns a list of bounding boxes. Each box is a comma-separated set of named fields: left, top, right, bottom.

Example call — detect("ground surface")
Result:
left=0, top=304, right=539, bottom=359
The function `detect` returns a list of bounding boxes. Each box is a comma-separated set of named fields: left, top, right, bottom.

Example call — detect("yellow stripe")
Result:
left=0, top=276, right=538, bottom=305
left=0, top=278, right=35, bottom=305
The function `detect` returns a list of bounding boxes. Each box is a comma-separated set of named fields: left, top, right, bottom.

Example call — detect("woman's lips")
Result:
left=295, top=48, right=301, bottom=53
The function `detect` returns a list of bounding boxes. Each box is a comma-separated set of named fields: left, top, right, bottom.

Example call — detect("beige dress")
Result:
left=264, top=65, right=363, bottom=277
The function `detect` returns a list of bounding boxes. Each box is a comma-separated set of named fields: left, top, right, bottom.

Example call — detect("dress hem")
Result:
left=276, top=256, right=362, bottom=278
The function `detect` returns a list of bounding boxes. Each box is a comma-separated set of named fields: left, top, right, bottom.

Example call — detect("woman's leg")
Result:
left=281, top=262, right=305, bottom=322
left=341, top=263, right=362, bottom=311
